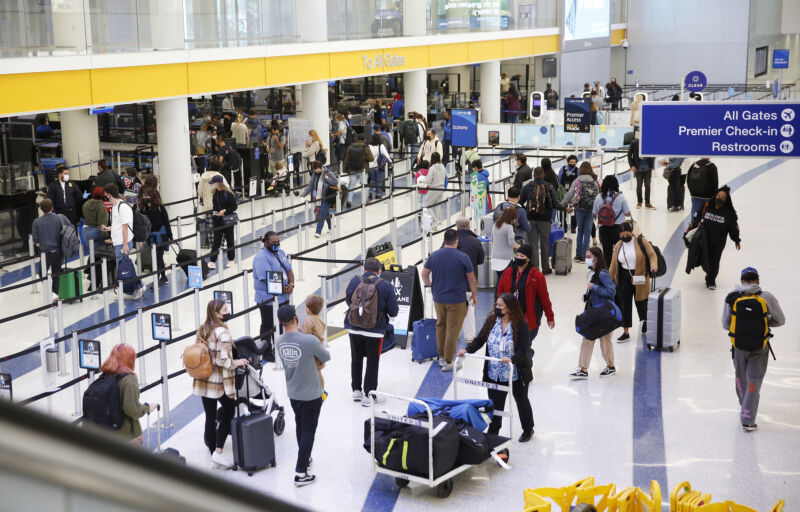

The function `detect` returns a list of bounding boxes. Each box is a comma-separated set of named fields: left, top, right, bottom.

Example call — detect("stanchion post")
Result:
left=78, top=239, right=85, bottom=268
left=235, top=223, right=242, bottom=273
left=117, top=282, right=126, bottom=343
left=326, top=240, right=333, bottom=275
left=194, top=288, right=201, bottom=328
left=272, top=298, right=283, bottom=371
left=297, top=228, right=304, bottom=282
left=217, top=251, right=224, bottom=289
left=152, top=244, right=160, bottom=303
left=390, top=220, right=401, bottom=267
left=89, top=242, right=97, bottom=300
left=159, top=340, right=172, bottom=428
left=176, top=216, right=183, bottom=250
left=361, top=228, right=366, bottom=259
left=102, top=258, right=110, bottom=319
left=361, top=169, right=367, bottom=205
left=242, top=271, right=251, bottom=337
left=281, top=190, right=287, bottom=230
left=599, top=149, right=605, bottom=178
left=71, top=332, right=81, bottom=416
left=136, top=307, right=147, bottom=385
left=44, top=273, right=54, bottom=336
left=250, top=197, right=255, bottom=238
left=171, top=264, right=181, bottom=331
left=29, top=235, right=38, bottom=294
left=320, top=276, right=329, bottom=347
left=135, top=244, right=142, bottom=275
left=57, top=299, right=66, bottom=376
left=195, top=223, right=201, bottom=255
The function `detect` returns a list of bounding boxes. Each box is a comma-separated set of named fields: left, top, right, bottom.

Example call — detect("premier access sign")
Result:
left=640, top=101, right=800, bottom=158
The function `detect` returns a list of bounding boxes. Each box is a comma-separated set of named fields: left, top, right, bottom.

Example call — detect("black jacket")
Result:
left=466, top=319, right=532, bottom=383
left=513, top=164, right=532, bottom=190
left=95, top=169, right=123, bottom=190
left=141, top=203, right=173, bottom=242
left=212, top=189, right=238, bottom=220
left=695, top=201, right=740, bottom=247
left=456, top=229, right=485, bottom=274
left=627, top=139, right=655, bottom=172
left=47, top=180, right=83, bottom=211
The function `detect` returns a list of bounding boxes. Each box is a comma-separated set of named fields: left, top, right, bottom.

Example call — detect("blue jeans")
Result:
left=690, top=197, right=707, bottom=222
left=407, top=144, right=419, bottom=168
left=507, top=114, right=519, bottom=123
left=347, top=173, right=364, bottom=203
left=575, top=209, right=594, bottom=258
left=368, top=167, right=383, bottom=199
left=315, top=200, right=332, bottom=235
left=82, top=226, right=104, bottom=248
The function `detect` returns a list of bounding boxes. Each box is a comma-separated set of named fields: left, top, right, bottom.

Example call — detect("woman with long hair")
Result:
left=192, top=300, right=248, bottom=469
left=560, top=161, right=599, bottom=263
left=301, top=129, right=324, bottom=163
left=496, top=244, right=555, bottom=342
left=491, top=206, right=521, bottom=283
left=569, top=246, right=618, bottom=379
left=139, top=188, right=172, bottom=285
left=458, top=293, right=534, bottom=442
left=688, top=185, right=741, bottom=290
left=208, top=175, right=237, bottom=269
left=99, top=343, right=157, bottom=443
left=593, top=175, right=631, bottom=264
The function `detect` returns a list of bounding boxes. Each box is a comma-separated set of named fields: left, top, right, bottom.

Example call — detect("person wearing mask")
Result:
left=275, top=305, right=331, bottom=487
left=301, top=130, right=324, bottom=167
left=545, top=83, right=559, bottom=109
left=441, top=110, right=453, bottom=166
left=95, top=159, right=124, bottom=191
left=496, top=244, right=555, bottom=342
left=216, top=138, right=237, bottom=184
left=267, top=124, right=287, bottom=177
left=373, top=124, right=392, bottom=155
left=100, top=343, right=158, bottom=443
left=344, top=258, right=399, bottom=406
left=421, top=229, right=479, bottom=371
left=569, top=246, right=618, bottom=379
left=417, top=129, right=443, bottom=168
left=686, top=158, right=719, bottom=220
left=592, top=175, right=631, bottom=264
left=138, top=175, right=159, bottom=212
left=391, top=94, right=404, bottom=120
left=421, top=152, right=447, bottom=228
left=253, top=231, right=295, bottom=360
left=193, top=299, right=248, bottom=468
left=560, top=162, right=599, bottom=263
left=630, top=93, right=644, bottom=135
left=471, top=160, right=493, bottom=214
left=47, top=164, right=83, bottom=226
left=197, top=159, right=230, bottom=213
left=605, top=78, right=623, bottom=111
left=662, top=156, right=686, bottom=212
left=343, top=133, right=373, bottom=207
left=513, top=154, right=532, bottom=190
left=456, top=217, right=485, bottom=343
left=558, top=155, right=579, bottom=232
left=608, top=222, right=658, bottom=342
left=582, top=83, right=592, bottom=97
left=367, top=134, right=392, bottom=202
left=491, top=207, right=520, bottom=283
left=458, top=293, right=534, bottom=442
left=721, top=267, right=785, bottom=432
left=495, top=185, right=531, bottom=242
left=204, top=129, right=219, bottom=156
left=689, top=186, right=741, bottom=290
left=82, top=186, right=109, bottom=249
left=301, top=161, right=338, bottom=238
left=400, top=112, right=424, bottom=168
left=140, top=189, right=172, bottom=285
left=333, top=113, right=349, bottom=171
left=207, top=175, right=237, bottom=269
left=32, top=198, right=64, bottom=302
left=627, top=138, right=655, bottom=209
left=122, top=168, right=142, bottom=191
left=100, top=183, right=144, bottom=299
left=231, top=115, right=249, bottom=147
left=505, top=85, right=522, bottom=124
left=521, top=167, right=555, bottom=274
left=500, top=72, right=510, bottom=94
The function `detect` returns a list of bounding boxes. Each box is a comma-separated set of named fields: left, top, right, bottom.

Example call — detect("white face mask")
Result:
left=586, top=257, right=594, bottom=268
left=62, top=174, right=70, bottom=182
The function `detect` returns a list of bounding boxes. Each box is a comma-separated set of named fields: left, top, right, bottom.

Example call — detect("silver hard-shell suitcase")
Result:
left=646, top=284, right=681, bottom=351
left=553, top=237, right=573, bottom=275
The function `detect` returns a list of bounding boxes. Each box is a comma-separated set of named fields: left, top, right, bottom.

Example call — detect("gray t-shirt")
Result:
left=268, top=134, right=286, bottom=162
left=276, top=331, right=330, bottom=401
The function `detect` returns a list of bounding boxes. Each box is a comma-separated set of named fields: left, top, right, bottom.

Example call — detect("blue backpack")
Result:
left=575, top=300, right=623, bottom=340
left=117, top=254, right=140, bottom=294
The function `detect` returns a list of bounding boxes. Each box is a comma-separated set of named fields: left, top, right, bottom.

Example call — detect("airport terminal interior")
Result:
left=1, top=0, right=799, bottom=511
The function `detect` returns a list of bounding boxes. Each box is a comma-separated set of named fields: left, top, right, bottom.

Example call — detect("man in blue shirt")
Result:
left=421, top=229, right=479, bottom=371
left=442, top=110, right=453, bottom=167
left=253, top=231, right=295, bottom=361
left=391, top=94, right=404, bottom=120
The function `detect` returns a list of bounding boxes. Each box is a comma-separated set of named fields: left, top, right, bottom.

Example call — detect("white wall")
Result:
left=610, top=46, right=626, bottom=84
left=781, top=0, right=800, bottom=34
left=625, top=0, right=750, bottom=84
left=560, top=47, right=611, bottom=99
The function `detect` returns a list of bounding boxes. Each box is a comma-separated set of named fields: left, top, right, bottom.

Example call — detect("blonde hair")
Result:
left=236, top=115, right=244, bottom=123
left=309, top=130, right=322, bottom=145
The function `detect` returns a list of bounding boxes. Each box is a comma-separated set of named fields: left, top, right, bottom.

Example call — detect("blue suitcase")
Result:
left=411, top=318, right=438, bottom=363
left=549, top=223, right=565, bottom=254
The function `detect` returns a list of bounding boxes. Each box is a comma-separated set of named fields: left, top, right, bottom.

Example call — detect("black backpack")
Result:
left=345, top=124, right=356, bottom=145
left=83, top=374, right=125, bottom=431
left=401, top=121, right=418, bottom=144
left=228, top=146, right=243, bottom=170
left=316, top=147, right=327, bottom=164
left=637, top=236, right=667, bottom=278
left=346, top=144, right=366, bottom=173
left=527, top=182, right=551, bottom=216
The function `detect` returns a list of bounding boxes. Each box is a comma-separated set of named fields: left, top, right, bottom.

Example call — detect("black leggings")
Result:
left=201, top=394, right=236, bottom=453
left=211, top=223, right=235, bottom=263
left=487, top=377, right=533, bottom=434
left=598, top=224, right=621, bottom=265
left=615, top=270, right=647, bottom=328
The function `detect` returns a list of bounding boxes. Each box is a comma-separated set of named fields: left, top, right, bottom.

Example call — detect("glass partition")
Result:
left=0, top=1, right=87, bottom=58
left=327, top=0, right=406, bottom=40
left=429, top=0, right=556, bottom=33
left=184, top=0, right=296, bottom=48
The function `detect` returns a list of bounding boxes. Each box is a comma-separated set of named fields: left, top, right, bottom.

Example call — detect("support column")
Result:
left=403, top=0, right=426, bottom=37
left=296, top=0, right=327, bottom=43
left=60, top=109, right=100, bottom=179
left=147, top=0, right=184, bottom=50
left=155, top=98, right=194, bottom=220
left=451, top=65, right=472, bottom=104
left=301, top=82, right=331, bottom=158
left=480, top=61, right=501, bottom=123
left=404, top=70, right=427, bottom=121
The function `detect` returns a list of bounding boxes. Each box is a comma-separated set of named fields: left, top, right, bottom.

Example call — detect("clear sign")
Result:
left=151, top=313, right=172, bottom=341
left=214, top=291, right=234, bottom=315
left=0, top=373, right=11, bottom=402
left=267, top=271, right=284, bottom=295
left=79, top=339, right=102, bottom=371
left=640, top=101, right=800, bottom=158
left=451, top=109, right=478, bottom=148
left=188, top=265, right=203, bottom=289
left=564, top=98, right=591, bottom=133
left=685, top=71, right=707, bottom=92
left=773, top=49, right=789, bottom=69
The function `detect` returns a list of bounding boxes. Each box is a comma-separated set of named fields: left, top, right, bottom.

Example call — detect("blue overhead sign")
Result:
left=640, top=101, right=800, bottom=158
left=773, top=49, right=789, bottom=69
left=451, top=108, right=478, bottom=148
left=564, top=97, right=591, bottom=133
left=685, top=71, right=707, bottom=92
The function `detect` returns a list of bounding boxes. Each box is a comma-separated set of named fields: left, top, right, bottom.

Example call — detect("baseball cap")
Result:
left=209, top=175, right=224, bottom=184
left=741, top=267, right=758, bottom=278
left=277, top=304, right=296, bottom=324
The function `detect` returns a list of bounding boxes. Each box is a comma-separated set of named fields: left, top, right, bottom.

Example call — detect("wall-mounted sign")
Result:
left=773, top=49, right=789, bottom=69
left=362, top=53, right=407, bottom=71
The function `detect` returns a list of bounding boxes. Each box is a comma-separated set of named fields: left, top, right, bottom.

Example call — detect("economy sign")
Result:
left=564, top=97, right=591, bottom=133
left=451, top=108, right=478, bottom=148
left=773, top=49, right=789, bottom=69
left=640, top=101, right=800, bottom=158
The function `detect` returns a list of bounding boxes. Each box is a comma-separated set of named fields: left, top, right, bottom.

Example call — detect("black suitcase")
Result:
left=196, top=215, right=212, bottom=249
left=232, top=368, right=276, bottom=476
left=175, top=248, right=210, bottom=279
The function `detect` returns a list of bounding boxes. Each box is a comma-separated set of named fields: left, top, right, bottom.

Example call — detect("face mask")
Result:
left=586, top=258, right=594, bottom=268
left=715, top=198, right=724, bottom=207
left=620, top=235, right=632, bottom=243
left=494, top=307, right=503, bottom=317
left=62, top=174, right=70, bottom=182
left=222, top=313, right=232, bottom=322
left=515, top=257, right=527, bottom=267
left=269, top=244, right=280, bottom=252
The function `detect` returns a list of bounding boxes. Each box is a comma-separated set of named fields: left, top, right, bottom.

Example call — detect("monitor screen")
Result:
left=89, top=106, right=114, bottom=115
left=563, top=0, right=610, bottom=41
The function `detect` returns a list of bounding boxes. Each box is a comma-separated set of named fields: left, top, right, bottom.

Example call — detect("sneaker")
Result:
left=617, top=333, right=631, bottom=343
left=707, top=284, right=717, bottom=290
left=569, top=369, right=588, bottom=380
left=437, top=356, right=446, bottom=367
left=294, top=473, right=317, bottom=487
left=362, top=395, right=386, bottom=407
left=599, top=366, right=617, bottom=377
left=352, top=390, right=362, bottom=402
left=518, top=430, right=533, bottom=443
left=742, top=424, right=758, bottom=432
left=636, top=203, right=642, bottom=209
left=51, top=292, right=60, bottom=303
left=314, top=233, right=321, bottom=238
left=645, top=203, right=656, bottom=210
left=211, top=451, right=233, bottom=469
left=574, top=256, right=585, bottom=263
left=542, top=268, right=553, bottom=275
left=132, top=287, right=144, bottom=300
left=207, top=261, right=216, bottom=269
left=225, top=261, right=235, bottom=269
left=441, top=361, right=463, bottom=372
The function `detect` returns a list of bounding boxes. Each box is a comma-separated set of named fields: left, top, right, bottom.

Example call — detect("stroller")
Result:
left=266, top=165, right=290, bottom=196
left=216, top=336, right=286, bottom=436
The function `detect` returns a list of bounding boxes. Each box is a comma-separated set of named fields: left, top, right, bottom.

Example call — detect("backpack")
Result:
left=83, top=374, right=125, bottom=431
left=687, top=160, right=710, bottom=194
left=315, top=147, right=327, bottom=165
left=345, top=124, right=356, bottom=145
left=117, top=254, right=140, bottom=294
left=348, top=274, right=382, bottom=329
left=637, top=236, right=667, bottom=278
left=726, top=292, right=772, bottom=352
left=377, top=149, right=392, bottom=167
left=58, top=214, right=80, bottom=259
left=576, top=180, right=599, bottom=212
left=526, top=183, right=551, bottom=216
left=346, top=144, right=366, bottom=172
left=401, top=121, right=418, bottom=144
left=228, top=146, right=243, bottom=170
left=183, top=340, right=213, bottom=379
left=132, top=207, right=151, bottom=243
left=597, top=193, right=620, bottom=226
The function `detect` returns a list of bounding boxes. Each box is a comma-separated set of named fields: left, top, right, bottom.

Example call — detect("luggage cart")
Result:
left=368, top=354, right=513, bottom=499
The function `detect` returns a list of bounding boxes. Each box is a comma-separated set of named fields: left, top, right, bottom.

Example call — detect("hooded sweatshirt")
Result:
left=721, top=284, right=785, bottom=331
left=560, top=174, right=598, bottom=211
left=700, top=202, right=740, bottom=247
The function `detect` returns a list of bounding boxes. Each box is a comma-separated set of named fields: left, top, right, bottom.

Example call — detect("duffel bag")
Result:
left=575, top=300, right=623, bottom=340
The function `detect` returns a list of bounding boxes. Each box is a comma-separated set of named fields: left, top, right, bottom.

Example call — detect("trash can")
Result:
left=45, top=346, right=60, bottom=373
left=477, top=236, right=496, bottom=290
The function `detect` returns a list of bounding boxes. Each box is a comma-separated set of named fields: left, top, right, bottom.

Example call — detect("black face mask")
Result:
left=620, top=235, right=633, bottom=243
left=515, top=257, right=528, bottom=267
left=715, top=198, right=724, bottom=207
left=494, top=307, right=503, bottom=317
left=222, top=313, right=232, bottom=322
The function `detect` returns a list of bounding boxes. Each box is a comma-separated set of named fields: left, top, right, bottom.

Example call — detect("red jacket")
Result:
left=497, top=265, right=554, bottom=330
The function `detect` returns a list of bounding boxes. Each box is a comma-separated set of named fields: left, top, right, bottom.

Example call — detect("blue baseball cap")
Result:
left=741, top=267, right=758, bottom=277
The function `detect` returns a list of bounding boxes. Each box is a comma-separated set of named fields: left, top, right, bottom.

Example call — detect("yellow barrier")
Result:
left=671, top=482, right=782, bottom=512
left=696, top=502, right=758, bottom=512
left=525, top=477, right=596, bottom=511
left=771, top=500, right=785, bottom=512
left=635, top=480, right=662, bottom=512
left=576, top=483, right=618, bottom=512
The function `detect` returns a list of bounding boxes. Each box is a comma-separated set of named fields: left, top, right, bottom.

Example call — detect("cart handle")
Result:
left=454, top=354, right=515, bottom=439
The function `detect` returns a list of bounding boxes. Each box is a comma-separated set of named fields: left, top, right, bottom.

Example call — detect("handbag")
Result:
left=222, top=212, right=239, bottom=225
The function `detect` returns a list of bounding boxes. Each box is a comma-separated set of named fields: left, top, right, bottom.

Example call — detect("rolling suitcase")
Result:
left=646, top=281, right=681, bottom=352
left=549, top=223, right=565, bottom=255
left=146, top=405, right=187, bottom=464
left=58, top=268, right=83, bottom=302
left=197, top=215, right=212, bottom=249
left=232, top=369, right=276, bottom=476
left=175, top=248, right=210, bottom=279
left=411, top=286, right=438, bottom=363
left=552, top=236, right=573, bottom=275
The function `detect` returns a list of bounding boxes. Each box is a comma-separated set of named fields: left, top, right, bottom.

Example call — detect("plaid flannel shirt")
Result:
left=192, top=326, right=236, bottom=399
